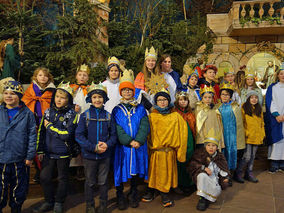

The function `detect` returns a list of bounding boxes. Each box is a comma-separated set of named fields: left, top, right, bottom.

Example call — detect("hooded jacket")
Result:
left=37, top=90, right=78, bottom=159
left=0, top=103, right=37, bottom=163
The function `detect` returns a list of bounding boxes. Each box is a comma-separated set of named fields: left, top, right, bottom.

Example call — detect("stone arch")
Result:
left=211, top=53, right=240, bottom=73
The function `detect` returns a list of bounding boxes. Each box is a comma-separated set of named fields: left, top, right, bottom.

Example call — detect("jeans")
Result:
left=83, top=158, right=110, bottom=203
left=237, top=144, right=258, bottom=173
left=271, top=160, right=284, bottom=170
left=40, top=157, right=70, bottom=203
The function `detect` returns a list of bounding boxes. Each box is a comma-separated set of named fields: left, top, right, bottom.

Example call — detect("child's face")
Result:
left=202, top=93, right=213, bottom=105
left=121, top=88, right=134, bottom=100
left=156, top=96, right=169, bottom=108
left=91, top=93, right=104, bottom=108
left=188, top=75, right=198, bottom=88
left=220, top=90, right=231, bottom=103
left=205, top=143, right=217, bottom=155
left=246, top=77, right=254, bottom=86
left=54, top=90, right=69, bottom=108
left=3, top=90, right=19, bottom=108
left=224, top=73, right=235, bottom=83
left=204, top=69, right=216, bottom=81
left=249, top=95, right=258, bottom=106
left=109, top=66, right=120, bottom=80
left=178, top=97, right=189, bottom=108
left=161, top=57, right=171, bottom=72
left=278, top=70, right=284, bottom=83
left=145, top=58, right=156, bottom=71
left=36, top=70, right=49, bottom=85
left=76, top=71, right=89, bottom=84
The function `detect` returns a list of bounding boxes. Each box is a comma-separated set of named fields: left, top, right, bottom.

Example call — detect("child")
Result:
left=240, top=69, right=263, bottom=105
left=35, top=82, right=77, bottom=213
left=199, top=65, right=220, bottom=103
left=22, top=67, right=55, bottom=183
left=142, top=88, right=187, bottom=207
left=223, top=70, right=241, bottom=106
left=266, top=66, right=284, bottom=173
left=70, top=64, right=91, bottom=176
left=184, top=64, right=201, bottom=110
left=75, top=82, right=117, bottom=213
left=195, top=85, right=224, bottom=149
left=234, top=90, right=265, bottom=183
left=217, top=83, right=245, bottom=182
left=22, top=67, right=55, bottom=126
left=188, top=128, right=230, bottom=211
left=0, top=80, right=37, bottom=213
left=174, top=91, right=195, bottom=191
left=112, top=69, right=149, bottom=210
left=134, top=46, right=159, bottom=110
left=102, top=56, right=121, bottom=113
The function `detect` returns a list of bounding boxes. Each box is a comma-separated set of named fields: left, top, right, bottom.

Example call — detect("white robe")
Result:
left=102, top=78, right=121, bottom=114
left=196, top=161, right=228, bottom=202
left=162, top=72, right=177, bottom=104
left=268, top=82, right=284, bottom=160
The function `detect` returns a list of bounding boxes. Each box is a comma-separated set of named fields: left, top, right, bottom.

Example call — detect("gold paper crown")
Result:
left=158, top=87, right=170, bottom=95
left=200, top=85, right=215, bottom=96
left=77, top=64, right=90, bottom=74
left=119, top=69, right=134, bottom=84
left=203, top=128, right=221, bottom=146
left=224, top=67, right=235, bottom=75
left=108, top=56, right=120, bottom=66
left=4, top=81, right=23, bottom=95
left=220, top=82, right=235, bottom=91
left=144, top=73, right=169, bottom=95
left=57, top=81, right=74, bottom=96
left=145, top=46, right=158, bottom=61
left=87, top=82, right=107, bottom=94
left=175, top=91, right=189, bottom=100
left=245, top=69, right=255, bottom=78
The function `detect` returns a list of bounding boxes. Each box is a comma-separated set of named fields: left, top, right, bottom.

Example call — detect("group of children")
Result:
left=0, top=46, right=283, bottom=213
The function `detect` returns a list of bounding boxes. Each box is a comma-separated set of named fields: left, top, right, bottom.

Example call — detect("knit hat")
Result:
left=3, top=80, right=24, bottom=99
left=154, top=88, right=171, bottom=104
left=86, top=82, right=108, bottom=104
left=246, top=90, right=261, bottom=101
left=119, top=69, right=135, bottom=96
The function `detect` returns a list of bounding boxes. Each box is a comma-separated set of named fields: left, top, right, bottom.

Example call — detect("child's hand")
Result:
left=130, top=141, right=140, bottom=149
left=75, top=105, right=80, bottom=113
left=44, top=119, right=49, bottom=127
left=25, top=160, right=32, bottom=167
left=96, top=142, right=107, bottom=154
left=223, top=178, right=229, bottom=183
left=38, top=154, right=44, bottom=162
left=276, top=116, right=282, bottom=123
left=204, top=167, right=212, bottom=176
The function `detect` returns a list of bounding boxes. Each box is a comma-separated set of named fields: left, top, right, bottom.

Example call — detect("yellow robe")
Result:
left=195, top=102, right=225, bottom=149
left=148, top=109, right=188, bottom=193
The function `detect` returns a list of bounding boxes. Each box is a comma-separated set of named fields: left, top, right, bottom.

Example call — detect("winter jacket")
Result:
left=75, top=105, right=117, bottom=160
left=37, top=91, right=77, bottom=159
left=0, top=104, right=37, bottom=164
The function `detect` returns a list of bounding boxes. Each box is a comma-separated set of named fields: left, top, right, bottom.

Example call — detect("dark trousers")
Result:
left=116, top=175, right=138, bottom=197
left=0, top=162, right=30, bottom=210
left=40, top=157, right=70, bottom=203
left=83, top=158, right=110, bottom=204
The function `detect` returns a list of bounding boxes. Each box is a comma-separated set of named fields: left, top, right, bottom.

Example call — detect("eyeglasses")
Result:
left=121, top=88, right=133, bottom=93
left=221, top=94, right=230, bottom=97
left=157, top=98, right=168, bottom=102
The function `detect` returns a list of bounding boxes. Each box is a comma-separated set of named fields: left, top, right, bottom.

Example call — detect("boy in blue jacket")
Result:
left=35, top=82, right=77, bottom=213
left=0, top=80, right=37, bottom=213
left=75, top=82, right=117, bottom=213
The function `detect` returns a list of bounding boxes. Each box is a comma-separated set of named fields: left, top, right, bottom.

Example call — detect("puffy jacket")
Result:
left=75, top=105, right=117, bottom=160
left=37, top=106, right=77, bottom=159
left=0, top=104, right=37, bottom=164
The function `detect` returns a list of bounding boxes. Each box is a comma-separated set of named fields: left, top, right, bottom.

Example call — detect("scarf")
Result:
left=154, top=104, right=173, bottom=115
left=70, top=83, right=88, bottom=96
left=120, top=98, right=138, bottom=107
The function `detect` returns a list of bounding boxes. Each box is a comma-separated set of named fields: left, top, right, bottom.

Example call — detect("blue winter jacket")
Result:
left=37, top=106, right=78, bottom=159
left=0, top=103, right=37, bottom=164
left=75, top=105, right=117, bottom=160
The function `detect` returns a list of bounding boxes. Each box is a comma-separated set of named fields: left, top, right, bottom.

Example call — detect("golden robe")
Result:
left=195, top=102, right=225, bottom=149
left=148, top=109, right=188, bottom=193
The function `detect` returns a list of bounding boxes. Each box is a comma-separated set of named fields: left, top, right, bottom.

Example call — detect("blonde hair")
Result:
left=142, top=61, right=159, bottom=85
left=244, top=76, right=258, bottom=89
left=56, top=89, right=69, bottom=99
left=0, top=40, right=10, bottom=70
left=32, top=67, right=54, bottom=87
